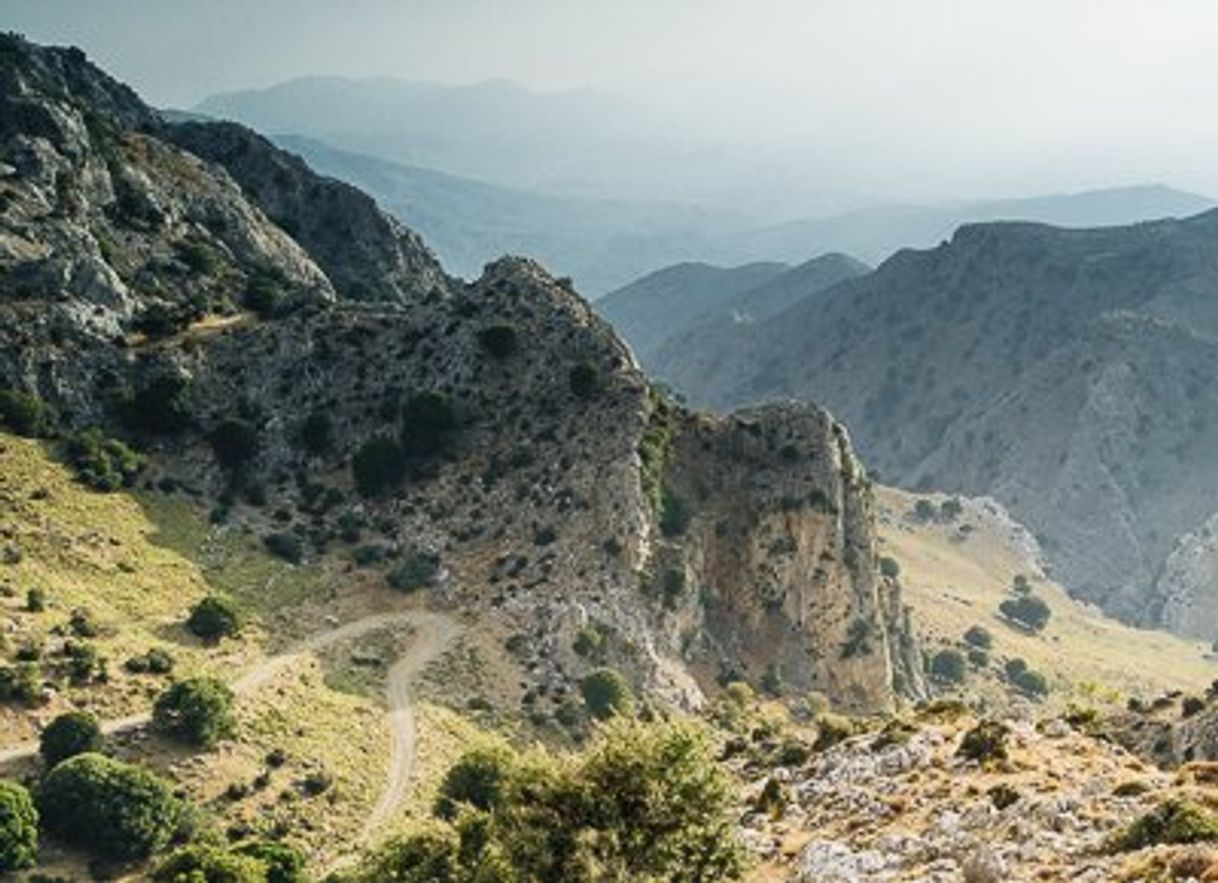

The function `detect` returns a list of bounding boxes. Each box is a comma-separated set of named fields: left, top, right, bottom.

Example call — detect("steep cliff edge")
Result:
left=0, top=34, right=920, bottom=713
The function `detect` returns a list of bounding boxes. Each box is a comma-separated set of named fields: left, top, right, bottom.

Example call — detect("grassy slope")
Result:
left=0, top=431, right=489, bottom=877
left=876, top=486, right=1217, bottom=708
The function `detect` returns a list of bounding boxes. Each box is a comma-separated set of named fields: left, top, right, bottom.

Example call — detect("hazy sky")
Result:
left=7, top=0, right=1218, bottom=199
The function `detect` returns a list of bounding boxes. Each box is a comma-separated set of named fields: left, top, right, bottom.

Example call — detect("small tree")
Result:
left=153, top=845, right=268, bottom=882
left=153, top=676, right=235, bottom=748
left=0, top=780, right=37, bottom=873
left=879, top=556, right=901, bottom=579
left=569, top=361, right=601, bottom=399
left=209, top=417, right=260, bottom=470
left=353, top=436, right=406, bottom=497
left=1000, top=594, right=1051, bottom=632
left=929, top=649, right=967, bottom=684
left=401, top=392, right=457, bottom=458
left=0, top=389, right=56, bottom=437
left=36, top=753, right=180, bottom=860
left=66, top=428, right=144, bottom=491
left=963, top=625, right=993, bottom=649
left=186, top=595, right=242, bottom=641
left=580, top=668, right=635, bottom=720
left=477, top=324, right=518, bottom=359
left=298, top=411, right=333, bottom=456
left=40, top=710, right=103, bottom=767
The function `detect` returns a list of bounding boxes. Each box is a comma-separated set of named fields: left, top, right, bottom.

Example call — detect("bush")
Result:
left=187, top=596, right=242, bottom=641
left=244, top=269, right=285, bottom=319
left=999, top=593, right=1051, bottom=632
left=0, top=389, right=56, bottom=437
left=209, top=418, right=260, bottom=470
left=263, top=532, right=304, bottom=564
left=152, top=844, right=267, bottom=882
left=153, top=676, right=235, bottom=748
left=25, top=587, right=45, bottom=612
left=841, top=618, right=874, bottom=659
left=956, top=720, right=1009, bottom=764
left=357, top=718, right=746, bottom=882
left=352, top=436, right=406, bottom=497
left=400, top=392, right=457, bottom=458
left=568, top=361, right=601, bottom=399
left=66, top=428, right=144, bottom=491
left=0, top=780, right=37, bottom=872
left=36, top=753, right=181, bottom=860
left=133, top=302, right=193, bottom=339
left=878, top=556, right=901, bottom=579
left=659, top=489, right=692, bottom=537
left=963, top=625, right=993, bottom=649
left=298, top=411, right=333, bottom=456
left=1004, top=657, right=1028, bottom=679
left=966, top=647, right=989, bottom=668
left=573, top=625, right=603, bottom=658
left=234, top=841, right=308, bottom=883
left=1107, top=799, right=1218, bottom=852
left=929, top=649, right=967, bottom=684
left=121, top=371, right=194, bottom=435
left=388, top=550, right=441, bottom=592
left=580, top=668, right=635, bottom=720
left=1012, top=668, right=1049, bottom=697
left=0, top=663, right=41, bottom=703
left=40, top=710, right=103, bottom=767
left=477, top=324, right=518, bottom=359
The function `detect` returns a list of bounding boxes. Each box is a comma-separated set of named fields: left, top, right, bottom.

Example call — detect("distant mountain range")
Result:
left=596, top=255, right=868, bottom=367
left=642, top=209, right=1218, bottom=640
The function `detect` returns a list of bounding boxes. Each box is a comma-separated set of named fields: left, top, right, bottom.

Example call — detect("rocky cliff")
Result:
left=0, top=34, right=920, bottom=713
left=654, top=212, right=1218, bottom=639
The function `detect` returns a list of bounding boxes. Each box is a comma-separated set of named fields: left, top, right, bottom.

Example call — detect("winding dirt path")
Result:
left=0, top=609, right=461, bottom=843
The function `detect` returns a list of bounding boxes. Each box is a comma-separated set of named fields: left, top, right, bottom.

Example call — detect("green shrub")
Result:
left=400, top=392, right=457, bottom=458
left=65, top=428, right=144, bottom=491
left=963, top=625, right=993, bottom=649
left=0, top=663, right=41, bottom=703
left=841, top=618, right=874, bottom=659
left=36, top=753, right=181, bottom=860
left=966, top=647, right=989, bottom=668
left=760, top=663, right=785, bottom=696
left=1012, top=668, right=1049, bottom=697
left=244, top=269, right=285, bottom=319
left=152, top=844, right=267, bottom=881
left=0, top=780, right=37, bottom=873
left=153, top=676, right=235, bottom=748
left=999, top=593, right=1051, bottom=632
left=233, top=840, right=308, bottom=883
left=40, top=711, right=103, bottom=767
left=434, top=744, right=514, bottom=819
left=388, top=550, right=441, bottom=592
left=352, top=436, right=406, bottom=497
left=1004, top=657, right=1028, bottom=679
left=209, top=417, right=260, bottom=470
left=956, top=720, right=1009, bottom=764
left=133, top=302, right=193, bottom=339
left=878, top=556, right=901, bottom=579
left=121, top=371, right=195, bottom=434
left=0, top=389, right=56, bottom=437
left=580, top=668, right=635, bottom=720
left=25, top=587, right=45, bottom=612
left=573, top=625, right=604, bottom=658
left=298, top=411, right=333, bottom=456
left=1107, top=799, right=1218, bottom=852
left=568, top=361, right=601, bottom=399
left=929, top=649, right=967, bottom=684
left=659, top=488, right=692, bottom=537
left=187, top=596, right=242, bottom=641
left=477, top=324, right=518, bottom=359
left=263, top=532, right=304, bottom=564
left=988, top=783, right=1020, bottom=810
left=813, top=713, right=862, bottom=751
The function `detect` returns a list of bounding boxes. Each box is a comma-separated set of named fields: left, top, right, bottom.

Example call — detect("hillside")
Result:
left=0, top=34, right=928, bottom=878
left=874, top=487, right=1216, bottom=708
left=600, top=254, right=869, bottom=370
left=655, top=210, right=1218, bottom=640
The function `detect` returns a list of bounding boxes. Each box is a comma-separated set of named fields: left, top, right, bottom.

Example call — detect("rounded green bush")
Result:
left=153, top=676, right=235, bottom=748
left=40, top=710, right=103, bottom=767
left=187, top=595, right=242, bottom=641
left=36, top=753, right=180, bottom=860
left=580, top=668, right=635, bottom=720
left=0, top=779, right=38, bottom=873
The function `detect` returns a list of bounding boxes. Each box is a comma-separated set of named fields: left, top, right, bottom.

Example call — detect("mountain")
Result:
left=710, top=184, right=1217, bottom=266
left=268, top=135, right=746, bottom=294
left=653, top=210, right=1218, bottom=640
left=598, top=253, right=869, bottom=368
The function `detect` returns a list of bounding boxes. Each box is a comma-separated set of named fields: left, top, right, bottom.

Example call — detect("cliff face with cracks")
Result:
left=0, top=34, right=922, bottom=713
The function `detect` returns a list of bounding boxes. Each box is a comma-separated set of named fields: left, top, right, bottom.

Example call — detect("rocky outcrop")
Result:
left=163, top=121, right=451, bottom=304
left=0, top=35, right=920, bottom=713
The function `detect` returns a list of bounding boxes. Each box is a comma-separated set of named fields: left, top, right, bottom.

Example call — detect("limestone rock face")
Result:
left=0, top=35, right=920, bottom=713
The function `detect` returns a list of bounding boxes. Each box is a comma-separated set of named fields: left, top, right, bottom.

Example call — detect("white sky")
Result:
left=7, top=0, right=1218, bottom=198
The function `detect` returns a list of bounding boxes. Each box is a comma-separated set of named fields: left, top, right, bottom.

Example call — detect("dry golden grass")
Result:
left=877, top=486, right=1218, bottom=708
